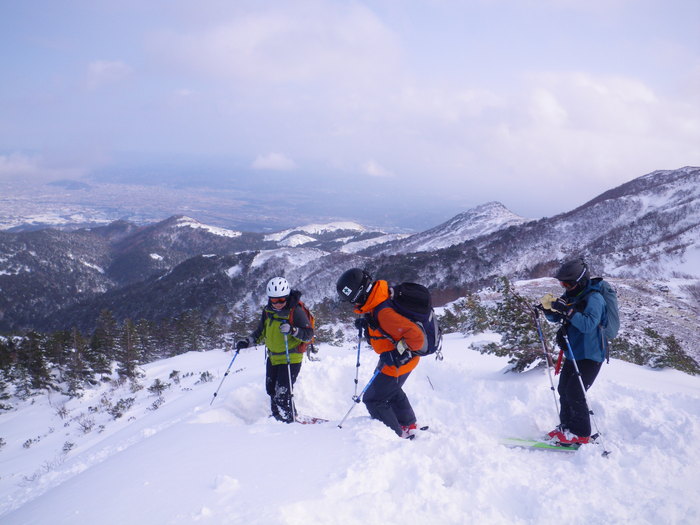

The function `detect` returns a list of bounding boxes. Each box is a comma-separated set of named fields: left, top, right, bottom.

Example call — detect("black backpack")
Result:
left=373, top=282, right=443, bottom=359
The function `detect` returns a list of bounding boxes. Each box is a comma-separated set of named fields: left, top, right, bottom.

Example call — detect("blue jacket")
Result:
left=546, top=282, right=606, bottom=362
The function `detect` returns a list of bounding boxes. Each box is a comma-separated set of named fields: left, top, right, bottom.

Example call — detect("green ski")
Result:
left=501, top=437, right=580, bottom=452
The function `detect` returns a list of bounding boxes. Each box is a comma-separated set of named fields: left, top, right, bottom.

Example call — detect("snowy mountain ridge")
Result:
left=0, top=197, right=512, bottom=332
left=263, top=221, right=367, bottom=242
left=172, top=216, right=243, bottom=238
left=382, top=201, right=530, bottom=255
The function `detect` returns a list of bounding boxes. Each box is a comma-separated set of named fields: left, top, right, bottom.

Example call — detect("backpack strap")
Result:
left=367, top=300, right=398, bottom=343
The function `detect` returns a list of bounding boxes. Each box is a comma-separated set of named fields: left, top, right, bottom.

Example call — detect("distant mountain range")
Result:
left=1, top=166, right=698, bottom=358
left=0, top=215, right=392, bottom=331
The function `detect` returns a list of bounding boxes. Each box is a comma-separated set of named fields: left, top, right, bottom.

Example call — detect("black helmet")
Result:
left=336, top=268, right=373, bottom=305
left=554, top=258, right=589, bottom=287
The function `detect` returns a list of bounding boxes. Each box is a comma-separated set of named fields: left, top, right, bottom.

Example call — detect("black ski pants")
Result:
left=363, top=370, right=416, bottom=437
left=558, top=358, right=602, bottom=437
left=265, top=358, right=301, bottom=423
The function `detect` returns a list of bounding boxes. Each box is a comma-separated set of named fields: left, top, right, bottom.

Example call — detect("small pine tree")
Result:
left=0, top=376, right=11, bottom=410
left=185, top=309, right=206, bottom=352
left=609, top=336, right=649, bottom=366
left=147, top=378, right=171, bottom=396
left=117, top=319, right=141, bottom=380
left=64, top=328, right=95, bottom=397
left=312, top=323, right=334, bottom=344
left=135, top=319, right=159, bottom=363
left=0, top=341, right=12, bottom=410
left=229, top=303, right=258, bottom=339
left=609, top=327, right=698, bottom=375
left=15, top=331, right=53, bottom=395
left=44, top=330, right=72, bottom=378
left=333, top=328, right=346, bottom=346
left=439, top=293, right=490, bottom=335
left=88, top=309, right=119, bottom=376
left=202, top=319, right=226, bottom=350
left=478, top=277, right=552, bottom=372
left=653, top=334, right=700, bottom=375
left=153, top=318, right=178, bottom=358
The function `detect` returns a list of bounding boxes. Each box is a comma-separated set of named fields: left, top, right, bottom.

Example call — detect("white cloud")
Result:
left=144, top=4, right=698, bottom=204
left=152, top=3, right=402, bottom=86
left=529, top=88, right=568, bottom=127
left=0, top=153, right=85, bottom=182
left=363, top=160, right=394, bottom=178
left=86, top=60, right=132, bottom=90
left=481, top=71, right=700, bottom=200
left=251, top=153, right=296, bottom=171
left=0, top=153, right=36, bottom=176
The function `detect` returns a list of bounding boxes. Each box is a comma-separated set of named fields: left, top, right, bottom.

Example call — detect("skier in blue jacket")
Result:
left=540, top=258, right=605, bottom=445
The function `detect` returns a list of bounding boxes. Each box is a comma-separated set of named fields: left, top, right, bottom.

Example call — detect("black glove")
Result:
left=236, top=337, right=252, bottom=350
left=354, top=317, right=369, bottom=339
left=549, top=298, right=574, bottom=319
left=392, top=348, right=413, bottom=367
left=379, top=348, right=412, bottom=367
left=556, top=326, right=568, bottom=352
left=379, top=350, right=396, bottom=367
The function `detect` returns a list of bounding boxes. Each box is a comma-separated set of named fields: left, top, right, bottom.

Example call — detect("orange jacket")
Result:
left=355, top=280, right=423, bottom=377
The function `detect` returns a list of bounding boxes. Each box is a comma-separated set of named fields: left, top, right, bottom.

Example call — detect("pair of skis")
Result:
left=502, top=432, right=608, bottom=455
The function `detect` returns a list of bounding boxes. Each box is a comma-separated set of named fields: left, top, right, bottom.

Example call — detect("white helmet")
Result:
left=266, top=277, right=290, bottom=298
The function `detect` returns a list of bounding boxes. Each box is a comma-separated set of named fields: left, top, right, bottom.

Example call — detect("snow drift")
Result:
left=1, top=334, right=699, bottom=524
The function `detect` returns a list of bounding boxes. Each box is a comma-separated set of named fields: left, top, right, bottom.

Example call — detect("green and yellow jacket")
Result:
left=250, top=290, right=313, bottom=366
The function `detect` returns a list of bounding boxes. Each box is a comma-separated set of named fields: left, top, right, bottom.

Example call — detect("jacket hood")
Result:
left=354, top=280, right=390, bottom=314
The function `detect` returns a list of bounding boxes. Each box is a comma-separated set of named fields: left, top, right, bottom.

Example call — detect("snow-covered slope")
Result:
left=264, top=221, right=366, bottom=242
left=172, top=216, right=242, bottom=238
left=372, top=201, right=529, bottom=255
left=251, top=247, right=327, bottom=270
left=338, top=233, right=409, bottom=254
left=1, top=334, right=698, bottom=524
left=559, top=166, right=700, bottom=278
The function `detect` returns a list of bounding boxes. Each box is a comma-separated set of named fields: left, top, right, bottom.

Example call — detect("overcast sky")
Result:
left=1, top=0, right=699, bottom=222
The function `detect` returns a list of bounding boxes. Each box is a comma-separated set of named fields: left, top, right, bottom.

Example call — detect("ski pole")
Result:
left=284, top=334, right=297, bottom=422
left=532, top=307, right=560, bottom=418
left=210, top=349, right=240, bottom=405
left=562, top=332, right=611, bottom=457
left=338, top=367, right=380, bottom=429
left=353, top=322, right=363, bottom=397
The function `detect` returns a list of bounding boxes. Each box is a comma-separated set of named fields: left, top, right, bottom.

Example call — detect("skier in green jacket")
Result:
left=236, top=277, right=313, bottom=423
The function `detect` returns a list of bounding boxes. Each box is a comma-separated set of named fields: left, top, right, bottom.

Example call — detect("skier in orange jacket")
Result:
left=336, top=268, right=425, bottom=438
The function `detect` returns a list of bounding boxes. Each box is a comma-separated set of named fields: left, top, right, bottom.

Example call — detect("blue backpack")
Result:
left=590, top=278, right=620, bottom=340
left=373, top=282, right=443, bottom=359
left=587, top=278, right=620, bottom=362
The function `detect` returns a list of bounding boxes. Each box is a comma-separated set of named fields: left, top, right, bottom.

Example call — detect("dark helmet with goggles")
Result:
left=336, top=268, right=373, bottom=305
left=554, top=258, right=589, bottom=289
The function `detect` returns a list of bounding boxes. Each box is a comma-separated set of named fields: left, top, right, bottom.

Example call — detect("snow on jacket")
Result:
left=354, top=280, right=424, bottom=377
left=547, top=281, right=606, bottom=362
left=251, top=290, right=314, bottom=366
